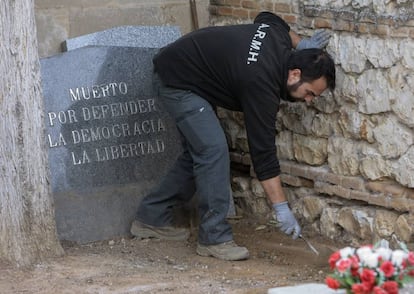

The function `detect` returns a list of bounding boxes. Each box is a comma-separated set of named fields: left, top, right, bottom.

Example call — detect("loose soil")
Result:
left=0, top=218, right=343, bottom=294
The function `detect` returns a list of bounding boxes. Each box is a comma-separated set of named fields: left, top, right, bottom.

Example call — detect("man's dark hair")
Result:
left=287, top=49, right=336, bottom=91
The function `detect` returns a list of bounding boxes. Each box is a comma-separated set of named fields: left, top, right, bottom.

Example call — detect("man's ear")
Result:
left=287, top=69, right=301, bottom=85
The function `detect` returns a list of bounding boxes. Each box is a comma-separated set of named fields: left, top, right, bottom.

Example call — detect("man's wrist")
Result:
left=272, top=201, right=288, bottom=210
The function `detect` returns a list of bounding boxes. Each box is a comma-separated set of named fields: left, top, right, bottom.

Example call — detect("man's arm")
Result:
left=260, top=175, right=287, bottom=204
left=289, top=30, right=302, bottom=49
left=253, top=11, right=330, bottom=49
left=261, top=176, right=301, bottom=239
left=289, top=29, right=331, bottom=50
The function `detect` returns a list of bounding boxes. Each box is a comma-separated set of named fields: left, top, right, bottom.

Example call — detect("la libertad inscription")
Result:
left=46, top=81, right=167, bottom=165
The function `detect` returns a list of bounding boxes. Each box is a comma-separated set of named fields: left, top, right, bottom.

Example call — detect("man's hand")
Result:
left=296, top=30, right=331, bottom=50
left=273, top=201, right=301, bottom=239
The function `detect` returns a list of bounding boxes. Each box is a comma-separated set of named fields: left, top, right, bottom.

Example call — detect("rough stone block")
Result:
left=279, top=160, right=292, bottom=174
left=315, top=182, right=351, bottom=199
left=322, top=171, right=342, bottom=186
left=374, top=210, right=399, bottom=238
left=348, top=190, right=374, bottom=203
left=301, top=196, right=325, bottom=222
left=306, top=165, right=331, bottom=182
left=366, top=180, right=407, bottom=197
left=341, top=176, right=366, bottom=191
left=62, top=25, right=181, bottom=51
left=338, top=207, right=374, bottom=240
left=364, top=193, right=390, bottom=209
left=281, top=174, right=314, bottom=188
left=290, top=163, right=309, bottom=179
left=395, top=214, right=414, bottom=243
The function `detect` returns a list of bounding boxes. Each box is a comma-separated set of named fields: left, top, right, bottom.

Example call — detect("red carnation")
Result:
left=408, top=252, right=414, bottom=265
left=380, top=261, right=395, bottom=278
left=329, top=251, right=341, bottom=269
left=350, top=255, right=360, bottom=277
left=337, top=258, right=352, bottom=273
left=381, top=281, right=399, bottom=294
left=325, top=276, right=341, bottom=290
left=373, top=286, right=387, bottom=294
left=351, top=266, right=359, bottom=277
left=351, top=283, right=370, bottom=294
left=360, top=268, right=376, bottom=286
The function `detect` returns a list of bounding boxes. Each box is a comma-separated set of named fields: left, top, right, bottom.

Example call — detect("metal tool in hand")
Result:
left=267, top=220, right=319, bottom=255
left=299, top=234, right=319, bottom=256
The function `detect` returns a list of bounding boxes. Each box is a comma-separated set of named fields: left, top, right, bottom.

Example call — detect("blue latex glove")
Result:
left=273, top=201, right=301, bottom=239
left=296, top=30, right=331, bottom=50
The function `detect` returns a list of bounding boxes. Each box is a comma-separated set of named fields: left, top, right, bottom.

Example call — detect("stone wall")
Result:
left=211, top=1, right=414, bottom=247
left=34, top=0, right=209, bottom=58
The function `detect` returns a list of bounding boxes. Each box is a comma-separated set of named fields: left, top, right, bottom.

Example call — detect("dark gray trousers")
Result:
left=136, top=75, right=233, bottom=245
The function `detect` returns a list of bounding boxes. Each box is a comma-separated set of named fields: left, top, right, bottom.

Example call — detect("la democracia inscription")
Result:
left=47, top=119, right=166, bottom=147
left=45, top=81, right=171, bottom=166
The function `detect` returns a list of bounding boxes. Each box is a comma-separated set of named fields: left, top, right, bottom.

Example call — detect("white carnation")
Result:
left=360, top=252, right=379, bottom=268
left=340, top=247, right=355, bottom=258
left=375, top=247, right=392, bottom=261
left=391, top=250, right=407, bottom=266
left=357, top=246, right=373, bottom=259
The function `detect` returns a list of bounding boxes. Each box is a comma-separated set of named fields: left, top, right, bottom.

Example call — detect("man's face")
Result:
left=286, top=69, right=328, bottom=104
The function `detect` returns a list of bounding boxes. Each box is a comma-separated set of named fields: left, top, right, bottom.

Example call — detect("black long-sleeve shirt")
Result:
left=153, top=12, right=292, bottom=181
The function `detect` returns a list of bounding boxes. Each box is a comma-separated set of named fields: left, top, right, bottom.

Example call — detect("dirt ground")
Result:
left=0, top=218, right=343, bottom=294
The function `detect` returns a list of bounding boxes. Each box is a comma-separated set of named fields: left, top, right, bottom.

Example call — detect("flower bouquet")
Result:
left=326, top=241, right=414, bottom=294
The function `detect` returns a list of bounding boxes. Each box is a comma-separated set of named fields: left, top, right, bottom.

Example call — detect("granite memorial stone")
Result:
left=42, top=25, right=235, bottom=244
left=62, top=26, right=182, bottom=51
left=41, top=46, right=182, bottom=243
